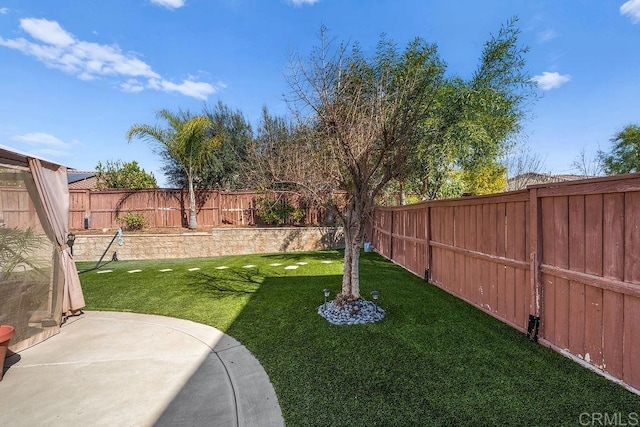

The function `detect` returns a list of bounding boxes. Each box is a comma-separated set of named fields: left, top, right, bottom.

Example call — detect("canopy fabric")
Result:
left=28, top=157, right=85, bottom=313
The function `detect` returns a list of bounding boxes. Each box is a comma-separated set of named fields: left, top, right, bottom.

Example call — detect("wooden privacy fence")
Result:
left=0, top=186, right=38, bottom=229
left=371, top=173, right=640, bottom=393
left=69, top=189, right=329, bottom=230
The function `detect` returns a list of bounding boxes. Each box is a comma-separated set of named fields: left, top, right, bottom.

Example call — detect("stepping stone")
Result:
left=127, top=269, right=142, bottom=273
left=321, top=260, right=332, bottom=264
left=187, top=268, right=200, bottom=272
left=243, top=265, right=256, bottom=268
left=296, top=262, right=308, bottom=265
left=284, top=265, right=299, bottom=270
left=269, top=263, right=282, bottom=267
left=96, top=270, right=112, bottom=274
left=215, top=266, right=229, bottom=270
left=159, top=269, right=173, bottom=272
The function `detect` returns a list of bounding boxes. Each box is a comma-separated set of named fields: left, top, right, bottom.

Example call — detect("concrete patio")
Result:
left=0, top=311, right=284, bottom=426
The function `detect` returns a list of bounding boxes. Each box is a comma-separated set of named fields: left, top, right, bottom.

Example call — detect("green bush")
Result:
left=117, top=212, right=148, bottom=231
left=292, top=208, right=306, bottom=225
left=255, top=196, right=295, bottom=226
left=95, top=160, right=157, bottom=190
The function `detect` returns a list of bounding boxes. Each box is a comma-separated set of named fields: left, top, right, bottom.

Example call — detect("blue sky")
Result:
left=1, top=0, right=639, bottom=186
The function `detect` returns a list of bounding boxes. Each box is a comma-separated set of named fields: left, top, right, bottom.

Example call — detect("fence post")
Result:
left=529, top=188, right=543, bottom=339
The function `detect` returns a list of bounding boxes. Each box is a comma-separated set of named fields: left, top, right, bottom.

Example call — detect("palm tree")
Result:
left=127, top=109, right=220, bottom=229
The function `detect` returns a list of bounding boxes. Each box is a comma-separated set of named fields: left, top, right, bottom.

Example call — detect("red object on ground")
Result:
left=0, top=324, right=15, bottom=381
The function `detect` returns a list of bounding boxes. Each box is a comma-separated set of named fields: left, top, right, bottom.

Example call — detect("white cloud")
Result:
left=532, top=71, right=572, bottom=90
left=149, top=78, right=226, bottom=100
left=20, top=18, right=75, bottom=46
left=121, top=79, right=145, bottom=93
left=287, top=0, right=320, bottom=6
left=621, top=0, right=640, bottom=23
left=11, top=132, right=77, bottom=159
left=0, top=7, right=9, bottom=14
left=0, top=18, right=223, bottom=100
left=537, top=29, right=558, bottom=43
left=150, top=0, right=185, bottom=9
left=12, top=132, right=73, bottom=149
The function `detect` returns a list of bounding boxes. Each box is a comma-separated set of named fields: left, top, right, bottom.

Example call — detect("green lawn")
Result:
left=78, top=251, right=640, bottom=426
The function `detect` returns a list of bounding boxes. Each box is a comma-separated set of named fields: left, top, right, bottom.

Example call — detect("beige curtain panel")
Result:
left=28, top=158, right=85, bottom=314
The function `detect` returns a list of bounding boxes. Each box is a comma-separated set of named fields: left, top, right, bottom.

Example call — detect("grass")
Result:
left=78, top=251, right=640, bottom=426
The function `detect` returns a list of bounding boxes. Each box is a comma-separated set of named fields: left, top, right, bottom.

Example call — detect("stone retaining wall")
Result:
left=72, top=227, right=344, bottom=262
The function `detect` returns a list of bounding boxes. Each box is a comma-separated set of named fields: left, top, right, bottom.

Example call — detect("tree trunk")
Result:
left=340, top=204, right=364, bottom=300
left=188, top=174, right=197, bottom=229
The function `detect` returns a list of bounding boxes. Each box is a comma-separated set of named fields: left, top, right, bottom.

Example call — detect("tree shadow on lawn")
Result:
left=221, top=255, right=640, bottom=426
left=186, top=250, right=345, bottom=297
left=258, top=249, right=345, bottom=263
left=190, top=269, right=264, bottom=295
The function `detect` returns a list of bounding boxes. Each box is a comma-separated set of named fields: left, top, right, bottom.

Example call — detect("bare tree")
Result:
left=248, top=28, right=445, bottom=301
left=571, top=146, right=604, bottom=178
left=502, top=142, right=548, bottom=190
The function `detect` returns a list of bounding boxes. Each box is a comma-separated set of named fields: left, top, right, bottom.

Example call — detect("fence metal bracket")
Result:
left=527, top=315, right=540, bottom=343
left=424, top=268, right=430, bottom=281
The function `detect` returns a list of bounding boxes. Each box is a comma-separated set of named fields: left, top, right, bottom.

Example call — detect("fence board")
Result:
left=505, top=203, right=516, bottom=260
left=489, top=204, right=498, bottom=312
left=585, top=194, right=604, bottom=276
left=514, top=202, right=528, bottom=329
left=473, top=205, right=482, bottom=305
left=568, top=195, right=586, bottom=358
left=496, top=203, right=506, bottom=257
left=524, top=270, right=531, bottom=329
left=623, top=192, right=640, bottom=388
left=514, top=202, right=527, bottom=262
left=602, top=193, right=625, bottom=378
left=514, top=268, right=527, bottom=329
left=623, top=296, right=640, bottom=388
left=603, top=193, right=625, bottom=279
left=568, top=196, right=585, bottom=272
left=504, top=265, right=516, bottom=325
left=482, top=204, right=491, bottom=310
left=541, top=197, right=555, bottom=341
left=603, top=291, right=624, bottom=378
left=497, top=262, right=507, bottom=320
left=567, top=282, right=586, bottom=359
left=488, top=269, right=497, bottom=315
left=584, top=286, right=604, bottom=367
left=553, top=197, right=570, bottom=349
left=625, top=192, right=640, bottom=283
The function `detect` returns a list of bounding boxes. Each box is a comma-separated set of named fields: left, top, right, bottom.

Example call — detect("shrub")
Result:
left=117, top=212, right=148, bottom=231
left=292, top=208, right=306, bottom=225
left=255, top=195, right=295, bottom=226
left=95, top=160, right=157, bottom=190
